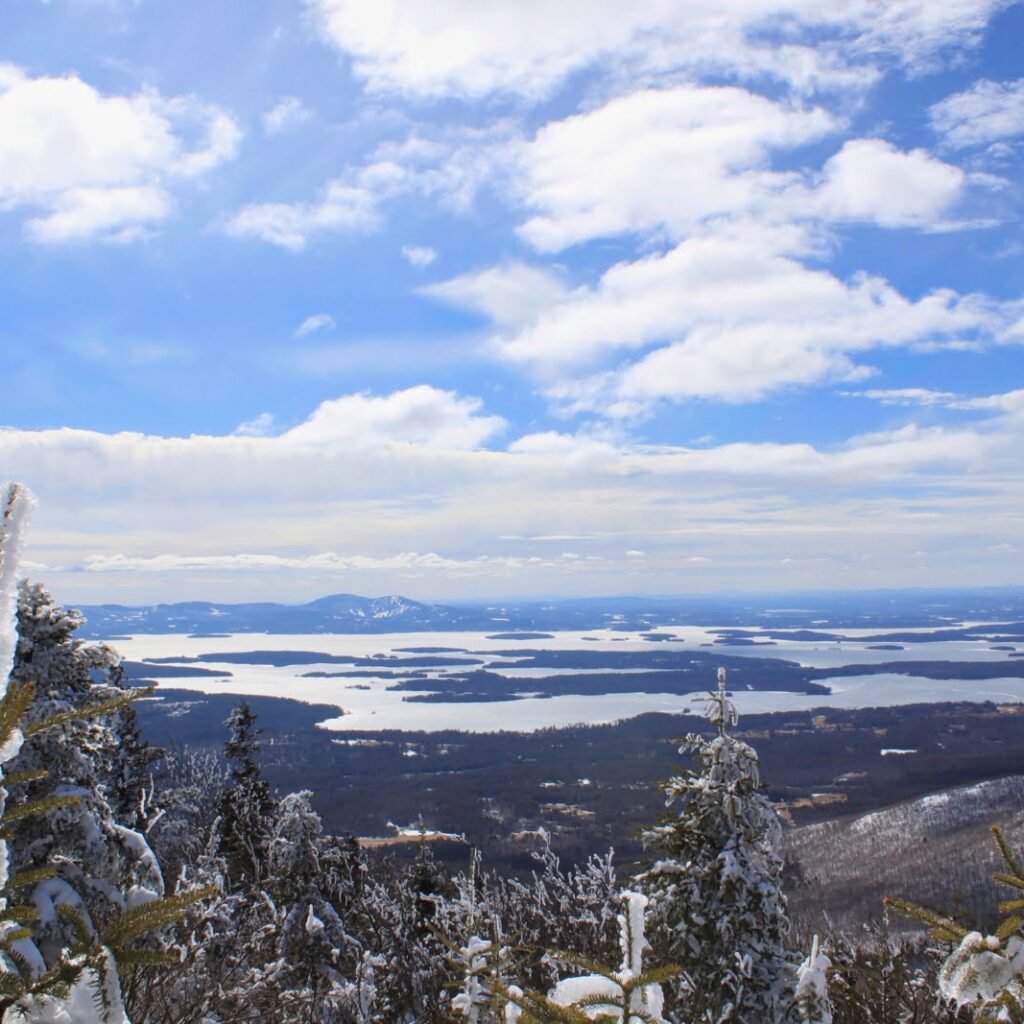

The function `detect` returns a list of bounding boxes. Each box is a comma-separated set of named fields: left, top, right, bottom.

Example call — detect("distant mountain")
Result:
left=73, top=587, right=1024, bottom=638
left=75, top=593, right=492, bottom=637
left=788, top=774, right=1024, bottom=930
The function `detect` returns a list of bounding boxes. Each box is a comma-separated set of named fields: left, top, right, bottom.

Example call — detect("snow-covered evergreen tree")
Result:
left=0, top=483, right=209, bottom=1023
left=501, top=890, right=679, bottom=1023
left=494, top=833, right=620, bottom=993
left=5, top=581, right=166, bottom=962
left=887, top=824, right=1024, bottom=1023
left=268, top=791, right=365, bottom=1019
left=215, top=701, right=275, bottom=890
left=794, top=936, right=832, bottom=1024
left=639, top=669, right=792, bottom=1023
left=108, top=704, right=163, bottom=835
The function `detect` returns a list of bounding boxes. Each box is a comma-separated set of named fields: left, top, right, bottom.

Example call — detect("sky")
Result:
left=2, top=0, right=1023, bottom=605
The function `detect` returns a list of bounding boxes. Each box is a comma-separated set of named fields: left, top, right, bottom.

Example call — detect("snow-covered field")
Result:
left=115, top=626, right=1024, bottom=734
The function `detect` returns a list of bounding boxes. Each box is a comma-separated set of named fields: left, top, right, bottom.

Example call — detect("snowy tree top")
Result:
left=0, top=483, right=34, bottom=699
left=695, top=667, right=739, bottom=736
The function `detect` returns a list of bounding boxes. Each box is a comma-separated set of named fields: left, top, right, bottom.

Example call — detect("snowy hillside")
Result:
left=788, top=775, right=1024, bottom=931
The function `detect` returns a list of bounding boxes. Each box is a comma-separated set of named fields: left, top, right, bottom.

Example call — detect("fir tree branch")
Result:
left=993, top=826, right=1024, bottom=881
left=1, top=793, right=81, bottom=824
left=883, top=897, right=967, bottom=943
left=22, top=686, right=155, bottom=738
left=100, top=885, right=215, bottom=949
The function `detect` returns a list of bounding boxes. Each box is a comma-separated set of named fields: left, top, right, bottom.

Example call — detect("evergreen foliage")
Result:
left=215, top=701, right=276, bottom=889
left=639, top=669, right=792, bottom=1022
left=887, top=825, right=1024, bottom=1022
left=0, top=483, right=211, bottom=1023
left=497, top=891, right=679, bottom=1023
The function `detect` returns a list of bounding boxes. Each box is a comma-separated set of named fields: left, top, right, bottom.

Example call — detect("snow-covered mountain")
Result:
left=787, top=774, right=1024, bottom=931
left=73, top=587, right=1024, bottom=637
left=76, top=593, right=491, bottom=637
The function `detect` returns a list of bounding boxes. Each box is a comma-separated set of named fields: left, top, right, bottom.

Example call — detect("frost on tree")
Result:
left=794, top=935, right=832, bottom=1024
left=5, top=581, right=166, bottom=959
left=0, top=484, right=208, bottom=1024
left=215, top=701, right=276, bottom=889
left=0, top=483, right=130, bottom=1023
left=887, top=824, right=1024, bottom=1022
left=639, top=668, right=792, bottom=1023
left=500, top=890, right=678, bottom=1023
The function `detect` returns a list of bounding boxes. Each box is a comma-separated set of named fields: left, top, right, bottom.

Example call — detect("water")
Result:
left=114, top=627, right=1022, bottom=734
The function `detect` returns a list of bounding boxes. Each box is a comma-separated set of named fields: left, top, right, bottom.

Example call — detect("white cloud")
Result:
left=230, top=121, right=518, bottom=250
left=281, top=384, right=506, bottom=449
left=851, top=388, right=959, bottom=406
left=0, top=63, right=240, bottom=243
left=294, top=313, right=336, bottom=338
left=233, top=413, right=277, bottom=438
left=79, top=549, right=563, bottom=578
left=950, top=388, right=1024, bottom=414
left=813, top=138, right=965, bottom=228
left=24, top=185, right=170, bottom=244
left=226, top=178, right=381, bottom=250
left=422, top=262, right=569, bottom=328
left=441, top=231, right=999, bottom=409
left=517, top=85, right=836, bottom=251
left=930, top=78, right=1024, bottom=149
left=262, top=96, right=312, bottom=134
left=401, top=244, right=437, bottom=267
left=312, top=0, right=1003, bottom=101
left=6, top=385, right=1024, bottom=601
left=846, top=387, right=1024, bottom=415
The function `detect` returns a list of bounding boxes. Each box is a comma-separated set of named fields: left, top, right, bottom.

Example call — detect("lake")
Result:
left=113, top=625, right=1024, bottom=733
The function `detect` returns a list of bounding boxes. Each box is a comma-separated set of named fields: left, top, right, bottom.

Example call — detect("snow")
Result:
left=0, top=488, right=137, bottom=1023
left=111, top=824, right=164, bottom=897
left=545, top=891, right=667, bottom=1023
left=938, top=932, right=1024, bottom=1010
left=10, top=951, right=130, bottom=1024
left=0, top=484, right=34, bottom=699
left=452, top=936, right=492, bottom=1023
left=0, top=728, right=23, bottom=766
left=109, top=630, right=1024, bottom=734
left=305, top=904, right=325, bottom=936
left=795, top=935, right=832, bottom=1023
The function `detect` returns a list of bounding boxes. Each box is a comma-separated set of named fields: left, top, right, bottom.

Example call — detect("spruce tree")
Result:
left=215, top=701, right=275, bottom=889
left=108, top=704, right=164, bottom=834
left=0, top=483, right=211, bottom=1022
left=639, top=669, right=792, bottom=1023
left=5, top=581, right=168, bottom=961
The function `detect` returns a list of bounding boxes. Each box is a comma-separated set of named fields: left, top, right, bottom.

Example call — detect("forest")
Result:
left=3, top=484, right=1024, bottom=1023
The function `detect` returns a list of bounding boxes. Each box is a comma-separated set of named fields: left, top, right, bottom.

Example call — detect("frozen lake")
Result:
left=114, top=625, right=1024, bottom=734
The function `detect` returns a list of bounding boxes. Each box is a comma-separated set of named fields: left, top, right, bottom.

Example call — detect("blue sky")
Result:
left=2, top=0, right=1023, bottom=604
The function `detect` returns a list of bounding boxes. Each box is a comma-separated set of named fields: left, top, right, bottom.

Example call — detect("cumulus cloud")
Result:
left=281, top=384, right=506, bottom=449
left=401, top=244, right=437, bottom=267
left=422, top=262, right=569, bottom=328
left=311, top=0, right=1002, bottom=100
left=6, top=384, right=1024, bottom=600
left=262, top=96, right=312, bottom=134
left=226, top=177, right=382, bottom=250
left=813, top=138, right=965, bottom=228
left=0, top=63, right=240, bottom=243
left=294, top=313, right=336, bottom=338
left=931, top=78, right=1024, bottom=149
left=232, top=412, right=277, bottom=438
left=434, top=231, right=1001, bottom=409
left=517, top=85, right=835, bottom=251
